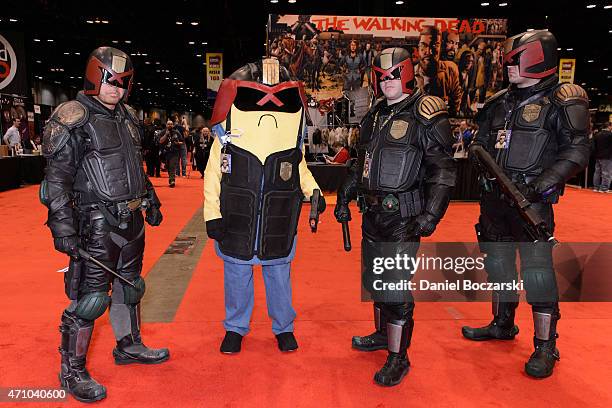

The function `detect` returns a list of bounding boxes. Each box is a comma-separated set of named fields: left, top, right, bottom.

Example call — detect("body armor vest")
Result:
left=358, top=100, right=424, bottom=193
left=75, top=105, right=147, bottom=203
left=218, top=144, right=303, bottom=260
left=487, top=88, right=557, bottom=178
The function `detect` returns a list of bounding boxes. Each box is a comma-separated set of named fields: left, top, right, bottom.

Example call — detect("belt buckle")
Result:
left=127, top=198, right=142, bottom=212
left=381, top=194, right=399, bottom=212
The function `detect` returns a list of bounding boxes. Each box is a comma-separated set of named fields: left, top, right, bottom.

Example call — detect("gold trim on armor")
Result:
left=55, top=101, right=86, bottom=126
left=417, top=95, right=447, bottom=120
left=554, top=83, right=588, bottom=102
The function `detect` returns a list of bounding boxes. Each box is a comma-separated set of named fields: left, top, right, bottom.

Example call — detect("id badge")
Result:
left=220, top=153, right=232, bottom=174
left=495, top=129, right=512, bottom=149
left=362, top=151, right=372, bottom=179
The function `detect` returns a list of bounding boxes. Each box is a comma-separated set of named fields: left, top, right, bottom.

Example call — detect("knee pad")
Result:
left=74, top=292, right=111, bottom=320
left=113, top=276, right=146, bottom=305
left=522, top=268, right=559, bottom=304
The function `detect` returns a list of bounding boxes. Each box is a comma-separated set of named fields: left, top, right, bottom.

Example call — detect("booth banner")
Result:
left=206, top=53, right=223, bottom=100
left=558, top=58, right=576, bottom=84
left=267, top=14, right=508, bottom=121
left=0, top=32, right=28, bottom=96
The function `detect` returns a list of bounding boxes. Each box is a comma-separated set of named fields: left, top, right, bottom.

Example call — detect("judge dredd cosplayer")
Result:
left=461, top=30, right=590, bottom=379
left=203, top=58, right=325, bottom=354
left=39, top=47, right=169, bottom=403
left=334, top=47, right=456, bottom=386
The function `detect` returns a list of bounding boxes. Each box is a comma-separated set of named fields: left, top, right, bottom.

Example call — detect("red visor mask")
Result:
left=371, top=59, right=414, bottom=97
left=503, top=40, right=557, bottom=79
left=211, top=79, right=310, bottom=125
left=84, top=56, right=134, bottom=96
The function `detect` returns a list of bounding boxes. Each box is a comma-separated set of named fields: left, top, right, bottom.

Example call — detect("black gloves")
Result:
left=206, top=218, right=226, bottom=242
left=334, top=202, right=351, bottom=223
left=516, top=182, right=541, bottom=203
left=53, top=236, right=80, bottom=258
left=313, top=195, right=326, bottom=214
left=410, top=212, right=439, bottom=237
left=145, top=206, right=163, bottom=226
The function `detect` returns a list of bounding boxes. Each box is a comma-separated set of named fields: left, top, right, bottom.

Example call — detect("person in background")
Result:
left=593, top=122, right=612, bottom=193
left=159, top=120, right=184, bottom=187
left=458, top=120, right=473, bottom=148
left=3, top=117, right=22, bottom=149
left=173, top=116, right=187, bottom=177
left=143, top=118, right=161, bottom=177
left=324, top=142, right=350, bottom=164
left=194, top=127, right=212, bottom=178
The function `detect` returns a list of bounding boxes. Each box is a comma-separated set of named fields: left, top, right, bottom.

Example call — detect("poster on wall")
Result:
left=267, top=15, right=508, bottom=135
left=206, top=53, right=223, bottom=100
left=0, top=32, right=28, bottom=97
left=1, top=94, right=30, bottom=141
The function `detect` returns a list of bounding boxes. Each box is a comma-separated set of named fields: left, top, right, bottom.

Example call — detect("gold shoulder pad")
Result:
left=417, top=95, right=448, bottom=120
left=554, top=83, right=588, bottom=103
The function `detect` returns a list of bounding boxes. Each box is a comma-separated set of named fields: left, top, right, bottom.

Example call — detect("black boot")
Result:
left=111, top=302, right=170, bottom=365
left=374, top=319, right=413, bottom=387
left=58, top=312, right=107, bottom=403
left=462, top=293, right=519, bottom=341
left=352, top=305, right=387, bottom=351
left=276, top=332, right=298, bottom=352
left=220, top=331, right=243, bottom=354
left=525, top=310, right=560, bottom=378
left=113, top=335, right=170, bottom=365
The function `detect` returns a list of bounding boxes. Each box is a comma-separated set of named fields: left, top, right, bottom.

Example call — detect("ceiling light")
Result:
left=64, top=52, right=70, bottom=55
left=605, top=5, right=612, bottom=9
left=586, top=4, right=596, bottom=9
left=270, top=0, right=278, bottom=3
left=556, top=47, right=561, bottom=50
left=289, top=0, right=297, bottom=3
left=102, top=20, right=109, bottom=24
left=395, top=0, right=404, bottom=4
left=176, top=21, right=183, bottom=25
left=481, top=2, right=490, bottom=5
left=196, top=54, right=202, bottom=57
left=201, top=42, right=207, bottom=45
left=47, top=39, right=54, bottom=42
left=112, top=40, right=119, bottom=44
left=604, top=68, right=610, bottom=71
left=33, top=38, right=41, bottom=42
left=191, top=22, right=199, bottom=26
left=188, top=41, right=195, bottom=45
left=526, top=28, right=534, bottom=31
left=499, top=2, right=508, bottom=5
left=566, top=48, right=573, bottom=51
left=74, top=52, right=80, bottom=55
left=125, top=40, right=131, bottom=44
left=9, top=18, right=18, bottom=22
left=588, top=59, right=594, bottom=63
left=36, top=60, right=42, bottom=63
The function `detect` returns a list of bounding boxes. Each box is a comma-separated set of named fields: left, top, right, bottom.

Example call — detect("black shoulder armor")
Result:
left=552, top=83, right=589, bottom=131
left=42, top=100, right=88, bottom=157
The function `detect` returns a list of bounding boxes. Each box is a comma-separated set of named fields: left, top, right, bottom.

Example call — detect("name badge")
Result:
left=495, top=129, right=511, bottom=150
left=362, top=151, right=372, bottom=179
left=220, top=153, right=232, bottom=174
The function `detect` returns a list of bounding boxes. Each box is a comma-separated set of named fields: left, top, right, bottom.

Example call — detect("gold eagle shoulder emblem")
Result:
left=417, top=96, right=447, bottom=120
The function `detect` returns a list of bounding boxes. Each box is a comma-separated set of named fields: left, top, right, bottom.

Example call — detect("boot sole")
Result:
left=525, top=367, right=554, bottom=379
left=113, top=353, right=170, bottom=366
left=352, top=344, right=388, bottom=352
left=59, top=374, right=107, bottom=403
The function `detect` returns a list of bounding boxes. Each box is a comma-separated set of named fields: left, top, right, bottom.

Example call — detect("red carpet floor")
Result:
left=0, top=180, right=611, bottom=407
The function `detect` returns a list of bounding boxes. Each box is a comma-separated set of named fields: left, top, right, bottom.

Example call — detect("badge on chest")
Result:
left=522, top=104, right=542, bottom=123
left=220, top=153, right=232, bottom=174
left=389, top=120, right=409, bottom=140
left=495, top=129, right=511, bottom=149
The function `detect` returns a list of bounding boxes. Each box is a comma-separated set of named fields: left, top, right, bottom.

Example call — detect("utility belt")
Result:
left=358, top=189, right=423, bottom=218
left=78, top=197, right=149, bottom=229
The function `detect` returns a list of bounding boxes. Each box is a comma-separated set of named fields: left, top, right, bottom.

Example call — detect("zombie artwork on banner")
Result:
left=267, top=15, right=507, bottom=153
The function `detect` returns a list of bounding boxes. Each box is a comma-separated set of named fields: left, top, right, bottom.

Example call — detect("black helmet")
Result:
left=503, top=30, right=558, bottom=79
left=372, top=47, right=414, bottom=97
left=84, top=47, right=134, bottom=99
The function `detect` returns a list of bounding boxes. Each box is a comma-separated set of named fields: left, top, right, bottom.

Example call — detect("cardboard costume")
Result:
left=203, top=59, right=324, bottom=353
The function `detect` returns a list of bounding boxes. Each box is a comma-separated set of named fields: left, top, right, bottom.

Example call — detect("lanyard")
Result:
left=503, top=89, right=548, bottom=130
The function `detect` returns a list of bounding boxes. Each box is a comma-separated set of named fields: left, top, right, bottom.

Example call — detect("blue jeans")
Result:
left=223, top=261, right=296, bottom=336
left=177, top=144, right=188, bottom=176
left=594, top=159, right=612, bottom=192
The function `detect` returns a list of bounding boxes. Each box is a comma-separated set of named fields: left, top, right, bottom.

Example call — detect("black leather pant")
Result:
left=362, top=208, right=419, bottom=320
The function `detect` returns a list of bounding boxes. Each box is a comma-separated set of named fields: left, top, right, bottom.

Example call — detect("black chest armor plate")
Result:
left=359, top=104, right=423, bottom=193
left=76, top=111, right=147, bottom=202
left=219, top=144, right=303, bottom=260
left=488, top=91, right=556, bottom=176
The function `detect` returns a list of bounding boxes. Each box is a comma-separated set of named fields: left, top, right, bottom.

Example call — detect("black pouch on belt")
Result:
left=398, top=190, right=423, bottom=219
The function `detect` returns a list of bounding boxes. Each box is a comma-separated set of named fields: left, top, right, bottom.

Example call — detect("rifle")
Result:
left=469, top=144, right=558, bottom=246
